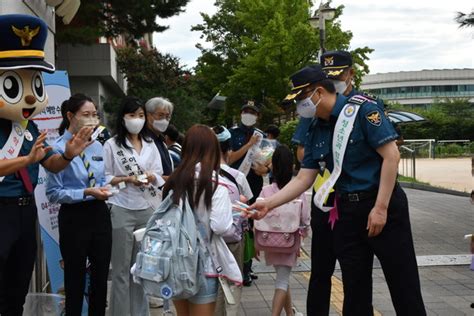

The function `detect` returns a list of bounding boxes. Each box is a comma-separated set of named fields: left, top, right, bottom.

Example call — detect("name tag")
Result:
left=91, top=156, right=103, bottom=161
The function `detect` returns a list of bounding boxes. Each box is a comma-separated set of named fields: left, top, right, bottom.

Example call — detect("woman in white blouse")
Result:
left=103, top=97, right=164, bottom=316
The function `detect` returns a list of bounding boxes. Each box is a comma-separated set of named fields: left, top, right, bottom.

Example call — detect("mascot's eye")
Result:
left=0, top=71, right=23, bottom=104
left=32, top=73, right=45, bottom=102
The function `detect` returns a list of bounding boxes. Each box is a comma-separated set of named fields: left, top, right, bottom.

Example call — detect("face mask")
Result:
left=153, top=118, right=169, bottom=132
left=241, top=113, right=257, bottom=126
left=124, top=118, right=145, bottom=135
left=332, top=79, right=349, bottom=95
left=76, top=116, right=99, bottom=130
left=296, top=89, right=322, bottom=118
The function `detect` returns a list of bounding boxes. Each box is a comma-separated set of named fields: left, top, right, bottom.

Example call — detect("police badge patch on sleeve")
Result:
left=366, top=111, right=381, bottom=126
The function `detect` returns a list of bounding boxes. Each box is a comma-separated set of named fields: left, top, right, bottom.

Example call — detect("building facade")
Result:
left=1, top=1, right=130, bottom=125
left=361, top=69, right=474, bottom=108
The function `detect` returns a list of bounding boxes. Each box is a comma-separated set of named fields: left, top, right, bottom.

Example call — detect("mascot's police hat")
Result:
left=0, top=14, right=55, bottom=73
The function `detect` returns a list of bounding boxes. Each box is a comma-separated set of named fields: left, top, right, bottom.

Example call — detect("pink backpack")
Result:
left=218, top=167, right=248, bottom=243
left=254, top=198, right=303, bottom=253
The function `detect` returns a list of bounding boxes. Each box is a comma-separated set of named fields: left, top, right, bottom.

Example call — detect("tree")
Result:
left=103, top=47, right=208, bottom=132
left=455, top=10, right=474, bottom=28
left=56, top=0, right=190, bottom=45
left=192, top=0, right=373, bottom=127
left=396, top=99, right=474, bottom=141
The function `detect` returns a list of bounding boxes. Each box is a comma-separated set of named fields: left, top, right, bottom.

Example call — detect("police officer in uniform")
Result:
left=292, top=50, right=384, bottom=160
left=288, top=51, right=378, bottom=315
left=228, top=101, right=269, bottom=286
left=0, top=14, right=93, bottom=315
left=252, top=65, right=426, bottom=315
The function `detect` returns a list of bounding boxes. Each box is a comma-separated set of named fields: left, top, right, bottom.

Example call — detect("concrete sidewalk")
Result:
left=150, top=188, right=473, bottom=315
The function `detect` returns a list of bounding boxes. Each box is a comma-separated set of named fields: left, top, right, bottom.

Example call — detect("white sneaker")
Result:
left=292, top=306, right=303, bottom=316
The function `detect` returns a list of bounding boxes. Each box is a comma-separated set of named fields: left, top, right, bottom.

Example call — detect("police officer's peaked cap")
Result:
left=0, top=14, right=55, bottom=73
left=320, top=50, right=352, bottom=78
left=241, top=100, right=260, bottom=113
left=282, top=64, right=327, bottom=105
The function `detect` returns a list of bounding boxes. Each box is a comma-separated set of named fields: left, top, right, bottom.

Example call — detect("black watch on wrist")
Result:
left=61, top=152, right=73, bottom=161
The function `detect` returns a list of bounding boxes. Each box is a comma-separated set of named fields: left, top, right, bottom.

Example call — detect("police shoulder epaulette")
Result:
left=347, top=95, right=369, bottom=106
left=361, top=91, right=378, bottom=101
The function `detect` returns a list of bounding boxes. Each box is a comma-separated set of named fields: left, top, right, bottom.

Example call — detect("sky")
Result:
left=153, top=0, right=474, bottom=74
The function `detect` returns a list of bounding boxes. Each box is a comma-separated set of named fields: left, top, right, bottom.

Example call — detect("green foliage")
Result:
left=104, top=47, right=208, bottom=132
left=279, top=119, right=299, bottom=149
left=397, top=98, right=474, bottom=141
left=192, top=0, right=373, bottom=125
left=56, top=0, right=189, bottom=45
left=455, top=11, right=474, bottom=28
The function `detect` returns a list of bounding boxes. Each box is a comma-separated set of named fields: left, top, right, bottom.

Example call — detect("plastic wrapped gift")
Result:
left=23, top=293, right=65, bottom=316
left=253, top=139, right=277, bottom=165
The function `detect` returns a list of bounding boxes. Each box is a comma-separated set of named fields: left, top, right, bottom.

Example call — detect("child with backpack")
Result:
left=159, top=124, right=241, bottom=316
left=255, top=145, right=310, bottom=316
left=213, top=125, right=254, bottom=316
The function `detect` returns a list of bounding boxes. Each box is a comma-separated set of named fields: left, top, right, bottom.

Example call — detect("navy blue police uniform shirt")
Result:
left=301, top=94, right=398, bottom=193
left=229, top=124, right=265, bottom=169
left=292, top=117, right=313, bottom=146
left=0, top=119, right=55, bottom=197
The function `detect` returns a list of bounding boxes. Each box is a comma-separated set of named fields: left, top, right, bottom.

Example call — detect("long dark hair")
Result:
left=114, top=96, right=151, bottom=150
left=58, top=93, right=94, bottom=135
left=272, top=145, right=294, bottom=189
left=163, top=125, right=221, bottom=209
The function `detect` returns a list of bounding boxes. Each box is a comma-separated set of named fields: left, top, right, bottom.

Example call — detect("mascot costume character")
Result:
left=0, top=14, right=91, bottom=315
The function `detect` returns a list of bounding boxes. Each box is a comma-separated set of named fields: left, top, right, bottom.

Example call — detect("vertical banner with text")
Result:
left=33, top=71, right=70, bottom=298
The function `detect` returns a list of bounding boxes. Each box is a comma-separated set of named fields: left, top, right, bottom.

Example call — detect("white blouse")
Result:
left=103, top=136, right=165, bottom=210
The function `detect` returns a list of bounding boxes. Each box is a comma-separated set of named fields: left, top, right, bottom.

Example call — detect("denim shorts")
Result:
left=188, top=277, right=219, bottom=304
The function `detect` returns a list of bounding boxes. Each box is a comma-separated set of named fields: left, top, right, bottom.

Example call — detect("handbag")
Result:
left=254, top=199, right=302, bottom=253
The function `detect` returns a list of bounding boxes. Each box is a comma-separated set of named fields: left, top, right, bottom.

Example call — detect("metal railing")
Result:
left=399, top=145, right=416, bottom=180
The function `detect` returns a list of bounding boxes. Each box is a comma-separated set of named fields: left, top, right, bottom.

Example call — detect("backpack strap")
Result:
left=219, top=168, right=240, bottom=194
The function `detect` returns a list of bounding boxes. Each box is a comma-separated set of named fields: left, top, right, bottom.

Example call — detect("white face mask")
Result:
left=296, top=88, right=322, bottom=118
left=153, top=118, right=169, bottom=132
left=332, top=80, right=348, bottom=95
left=124, top=118, right=145, bottom=135
left=241, top=113, right=257, bottom=126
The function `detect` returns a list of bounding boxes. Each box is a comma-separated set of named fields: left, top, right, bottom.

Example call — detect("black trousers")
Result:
left=307, top=204, right=337, bottom=315
left=58, top=200, right=112, bottom=316
left=334, top=185, right=426, bottom=316
left=0, top=203, right=37, bottom=316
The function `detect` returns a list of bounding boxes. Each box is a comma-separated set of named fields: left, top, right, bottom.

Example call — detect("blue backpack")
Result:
left=132, top=191, right=205, bottom=308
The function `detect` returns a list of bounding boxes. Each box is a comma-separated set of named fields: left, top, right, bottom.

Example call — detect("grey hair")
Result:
left=145, top=97, right=174, bottom=115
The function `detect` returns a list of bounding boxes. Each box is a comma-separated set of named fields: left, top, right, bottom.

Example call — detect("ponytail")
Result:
left=58, top=99, right=69, bottom=135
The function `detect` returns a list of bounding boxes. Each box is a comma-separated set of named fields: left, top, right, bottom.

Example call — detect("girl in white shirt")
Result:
left=162, top=124, right=240, bottom=316
left=103, top=97, right=164, bottom=316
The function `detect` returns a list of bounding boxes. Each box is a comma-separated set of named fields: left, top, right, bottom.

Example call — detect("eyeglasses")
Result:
left=151, top=112, right=171, bottom=121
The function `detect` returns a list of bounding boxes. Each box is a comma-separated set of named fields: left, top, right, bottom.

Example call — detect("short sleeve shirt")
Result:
left=292, top=117, right=313, bottom=145
left=302, top=94, right=398, bottom=193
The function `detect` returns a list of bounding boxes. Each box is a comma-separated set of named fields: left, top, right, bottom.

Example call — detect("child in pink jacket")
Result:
left=257, top=145, right=310, bottom=316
